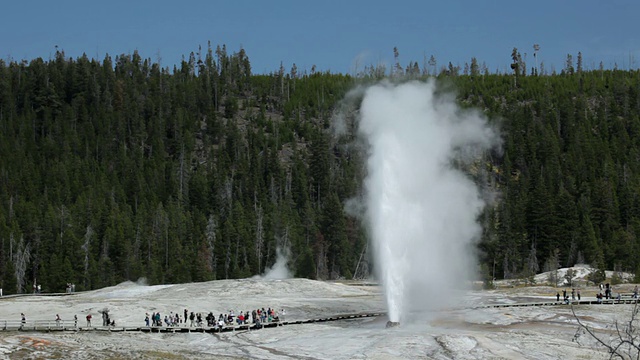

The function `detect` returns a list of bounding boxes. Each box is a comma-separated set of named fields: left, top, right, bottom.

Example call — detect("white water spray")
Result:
left=356, top=80, right=499, bottom=323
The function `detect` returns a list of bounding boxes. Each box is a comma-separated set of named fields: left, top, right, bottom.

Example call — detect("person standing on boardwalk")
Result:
left=86, top=314, right=92, bottom=327
left=20, top=313, right=26, bottom=329
left=577, top=289, right=581, bottom=301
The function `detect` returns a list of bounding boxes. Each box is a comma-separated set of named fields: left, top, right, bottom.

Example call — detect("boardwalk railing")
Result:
left=0, top=312, right=386, bottom=333
left=473, top=297, right=640, bottom=309
left=2, top=319, right=82, bottom=331
left=0, top=292, right=79, bottom=300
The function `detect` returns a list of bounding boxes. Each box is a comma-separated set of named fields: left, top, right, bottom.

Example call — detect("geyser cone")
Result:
left=385, top=321, right=401, bottom=328
left=357, top=80, right=499, bottom=324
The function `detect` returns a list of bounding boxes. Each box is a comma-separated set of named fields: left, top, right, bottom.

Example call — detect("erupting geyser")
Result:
left=356, top=81, right=499, bottom=324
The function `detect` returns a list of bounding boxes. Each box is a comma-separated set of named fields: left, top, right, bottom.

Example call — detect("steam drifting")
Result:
left=357, top=80, right=499, bottom=323
left=253, top=247, right=293, bottom=280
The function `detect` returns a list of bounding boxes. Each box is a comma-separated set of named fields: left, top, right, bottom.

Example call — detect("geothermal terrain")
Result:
left=0, top=267, right=636, bottom=359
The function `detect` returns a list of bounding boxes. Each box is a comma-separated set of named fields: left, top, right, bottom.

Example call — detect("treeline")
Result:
left=0, top=44, right=639, bottom=293
left=467, top=64, right=640, bottom=281
left=0, top=44, right=360, bottom=293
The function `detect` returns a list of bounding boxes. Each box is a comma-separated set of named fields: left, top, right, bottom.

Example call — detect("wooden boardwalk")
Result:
left=1, top=297, right=638, bottom=334
left=0, top=312, right=386, bottom=333
left=474, top=298, right=640, bottom=309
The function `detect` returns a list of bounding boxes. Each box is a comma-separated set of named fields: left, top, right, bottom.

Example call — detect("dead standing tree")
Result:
left=572, top=303, right=640, bottom=359
left=12, top=235, right=31, bottom=294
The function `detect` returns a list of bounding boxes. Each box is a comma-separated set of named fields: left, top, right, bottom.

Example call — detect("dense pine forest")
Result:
left=1, top=44, right=640, bottom=293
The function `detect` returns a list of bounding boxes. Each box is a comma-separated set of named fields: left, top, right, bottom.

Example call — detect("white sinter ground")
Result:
left=0, top=265, right=636, bottom=359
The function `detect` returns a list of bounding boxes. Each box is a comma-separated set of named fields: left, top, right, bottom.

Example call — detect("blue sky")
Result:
left=1, top=0, right=638, bottom=75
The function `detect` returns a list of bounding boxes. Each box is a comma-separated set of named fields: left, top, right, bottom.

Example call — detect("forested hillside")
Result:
left=1, top=44, right=639, bottom=293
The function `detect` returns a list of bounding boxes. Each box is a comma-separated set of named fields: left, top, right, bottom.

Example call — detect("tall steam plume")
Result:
left=355, top=80, right=499, bottom=323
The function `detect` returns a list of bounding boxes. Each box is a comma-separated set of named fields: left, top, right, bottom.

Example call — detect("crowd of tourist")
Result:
left=555, top=283, right=640, bottom=304
left=144, top=307, right=286, bottom=329
left=17, top=307, right=285, bottom=330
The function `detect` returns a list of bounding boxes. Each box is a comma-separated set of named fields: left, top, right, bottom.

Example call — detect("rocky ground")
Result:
left=0, top=273, right=637, bottom=359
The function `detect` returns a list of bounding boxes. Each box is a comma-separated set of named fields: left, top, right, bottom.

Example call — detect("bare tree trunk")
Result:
left=225, top=240, right=231, bottom=279
left=255, top=206, right=264, bottom=272
left=281, top=225, right=289, bottom=250
left=9, top=232, right=14, bottom=259
left=206, top=215, right=217, bottom=277
left=133, top=224, right=141, bottom=265
left=59, top=205, right=68, bottom=246
left=285, top=171, right=292, bottom=196
left=14, top=236, right=31, bottom=294
left=9, top=195, right=14, bottom=221
left=82, top=225, right=94, bottom=288
left=316, top=241, right=328, bottom=280
left=270, top=176, right=278, bottom=204
left=224, top=175, right=234, bottom=212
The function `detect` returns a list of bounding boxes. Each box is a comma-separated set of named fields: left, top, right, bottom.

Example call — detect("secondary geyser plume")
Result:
left=357, top=81, right=499, bottom=324
left=252, top=247, right=292, bottom=280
